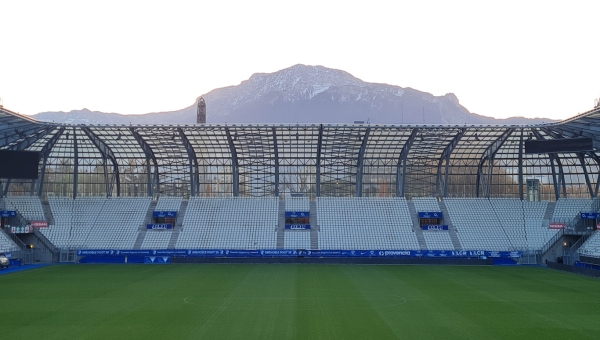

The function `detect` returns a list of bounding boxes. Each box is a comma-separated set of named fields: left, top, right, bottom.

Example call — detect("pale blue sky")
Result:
left=1, top=0, right=598, bottom=120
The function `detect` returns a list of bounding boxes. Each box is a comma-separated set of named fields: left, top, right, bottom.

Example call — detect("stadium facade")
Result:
left=1, top=105, right=599, bottom=201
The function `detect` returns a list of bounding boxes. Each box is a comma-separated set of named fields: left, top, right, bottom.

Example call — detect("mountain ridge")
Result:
left=32, top=64, right=555, bottom=125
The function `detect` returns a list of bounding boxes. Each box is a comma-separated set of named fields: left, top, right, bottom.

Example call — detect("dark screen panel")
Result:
left=0, top=150, right=40, bottom=179
left=525, top=137, right=593, bottom=154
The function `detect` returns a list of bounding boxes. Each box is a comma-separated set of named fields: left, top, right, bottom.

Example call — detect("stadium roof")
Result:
left=1, top=105, right=599, bottom=200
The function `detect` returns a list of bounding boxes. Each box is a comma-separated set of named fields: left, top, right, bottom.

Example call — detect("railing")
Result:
left=566, top=229, right=595, bottom=265
left=32, top=227, right=59, bottom=254
left=539, top=228, right=565, bottom=256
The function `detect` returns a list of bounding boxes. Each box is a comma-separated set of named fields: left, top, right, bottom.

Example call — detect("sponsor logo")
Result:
left=383, top=251, right=411, bottom=256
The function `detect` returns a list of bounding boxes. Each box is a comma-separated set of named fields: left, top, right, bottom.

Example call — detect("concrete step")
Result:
left=309, top=201, right=318, bottom=249
left=175, top=200, right=188, bottom=229
left=133, top=229, right=147, bottom=250
left=277, top=200, right=285, bottom=249
left=41, top=200, right=55, bottom=225
left=544, top=202, right=556, bottom=220
left=439, top=200, right=462, bottom=250
left=167, top=230, right=180, bottom=249
left=407, top=200, right=427, bottom=250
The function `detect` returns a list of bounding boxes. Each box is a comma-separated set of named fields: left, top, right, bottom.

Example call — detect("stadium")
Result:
left=1, top=103, right=600, bottom=338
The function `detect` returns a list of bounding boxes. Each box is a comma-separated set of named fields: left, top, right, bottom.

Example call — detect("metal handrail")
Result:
left=567, top=228, right=595, bottom=265
left=540, top=228, right=565, bottom=255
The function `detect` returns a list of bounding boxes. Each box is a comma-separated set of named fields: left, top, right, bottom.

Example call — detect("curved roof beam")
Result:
left=224, top=127, right=240, bottom=197
left=82, top=127, right=121, bottom=197
left=178, top=128, right=199, bottom=197
left=396, top=128, right=418, bottom=197
left=436, top=129, right=465, bottom=197
left=355, top=127, right=371, bottom=197
left=475, top=128, right=514, bottom=197
left=130, top=127, right=159, bottom=197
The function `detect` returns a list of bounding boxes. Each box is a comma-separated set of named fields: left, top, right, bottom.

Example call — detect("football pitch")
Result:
left=1, top=264, right=600, bottom=339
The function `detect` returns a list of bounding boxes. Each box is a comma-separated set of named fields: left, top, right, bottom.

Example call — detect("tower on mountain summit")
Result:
left=197, top=97, right=206, bottom=124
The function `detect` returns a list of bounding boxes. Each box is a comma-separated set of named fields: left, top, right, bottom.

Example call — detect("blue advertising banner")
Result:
left=153, top=211, right=177, bottom=218
left=285, top=224, right=311, bottom=230
left=144, top=256, right=171, bottom=264
left=580, top=212, right=599, bottom=219
left=422, top=225, right=449, bottom=231
left=147, top=223, right=173, bottom=230
left=0, top=211, right=17, bottom=218
left=77, top=249, right=522, bottom=259
left=418, top=212, right=443, bottom=218
left=285, top=211, right=310, bottom=218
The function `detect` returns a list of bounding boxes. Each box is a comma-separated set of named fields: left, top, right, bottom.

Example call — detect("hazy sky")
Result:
left=1, top=0, right=599, bottom=120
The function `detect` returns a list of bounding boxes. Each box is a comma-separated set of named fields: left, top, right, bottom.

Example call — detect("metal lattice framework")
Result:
left=1, top=105, right=600, bottom=200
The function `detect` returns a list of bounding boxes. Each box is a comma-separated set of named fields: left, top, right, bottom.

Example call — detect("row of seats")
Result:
left=444, top=198, right=558, bottom=251
left=578, top=231, right=600, bottom=257
left=3, top=196, right=45, bottom=221
left=40, top=197, right=151, bottom=249
left=552, top=198, right=593, bottom=223
left=176, top=197, right=278, bottom=249
left=154, top=196, right=183, bottom=212
left=285, top=198, right=310, bottom=212
left=0, top=231, right=19, bottom=253
left=284, top=231, right=311, bottom=249
left=3, top=195, right=594, bottom=252
left=317, top=197, right=419, bottom=250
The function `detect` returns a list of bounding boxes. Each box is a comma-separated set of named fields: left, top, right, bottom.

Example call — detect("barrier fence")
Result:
left=76, top=249, right=522, bottom=259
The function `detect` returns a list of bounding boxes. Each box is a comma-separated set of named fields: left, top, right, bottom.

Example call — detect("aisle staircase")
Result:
left=309, top=201, right=318, bottom=249
left=439, top=200, right=462, bottom=250
left=276, top=200, right=285, bottom=249
left=407, top=200, right=427, bottom=250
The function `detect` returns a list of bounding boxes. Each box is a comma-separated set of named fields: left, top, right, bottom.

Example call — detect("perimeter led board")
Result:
left=0, top=150, right=40, bottom=179
left=525, top=137, right=593, bottom=154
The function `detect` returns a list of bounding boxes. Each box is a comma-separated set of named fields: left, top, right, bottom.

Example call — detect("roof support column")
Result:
left=131, top=128, right=159, bottom=197
left=72, top=128, right=78, bottom=199
left=225, top=128, right=239, bottom=197
left=578, top=153, right=594, bottom=198
left=518, top=130, right=524, bottom=200
left=178, top=128, right=199, bottom=197
left=476, top=128, right=513, bottom=198
left=436, top=129, right=464, bottom=197
left=531, top=129, right=561, bottom=200
left=272, top=127, right=280, bottom=197
left=82, top=127, right=120, bottom=197
left=355, top=128, right=370, bottom=197
left=316, top=125, right=323, bottom=197
left=588, top=152, right=600, bottom=198
left=36, top=127, right=65, bottom=197
left=396, top=128, right=418, bottom=197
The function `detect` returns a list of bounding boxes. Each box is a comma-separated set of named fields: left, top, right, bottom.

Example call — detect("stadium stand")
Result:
left=578, top=231, right=600, bottom=258
left=141, top=230, right=173, bottom=249
left=412, top=197, right=441, bottom=213
left=489, top=198, right=527, bottom=250
left=413, top=197, right=454, bottom=249
left=136, top=196, right=185, bottom=249
left=552, top=198, right=593, bottom=223
left=0, top=231, right=19, bottom=252
left=175, top=197, right=278, bottom=249
left=444, top=198, right=514, bottom=251
left=41, top=197, right=150, bottom=249
left=154, top=196, right=183, bottom=212
left=3, top=196, right=45, bottom=221
left=522, top=200, right=558, bottom=250
left=316, top=197, right=419, bottom=250
left=283, top=231, right=311, bottom=249
left=284, top=197, right=310, bottom=212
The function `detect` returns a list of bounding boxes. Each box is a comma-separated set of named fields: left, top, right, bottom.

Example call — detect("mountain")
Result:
left=32, top=64, right=553, bottom=125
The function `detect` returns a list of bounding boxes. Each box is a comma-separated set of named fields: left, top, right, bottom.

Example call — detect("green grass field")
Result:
left=1, top=264, right=600, bottom=339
